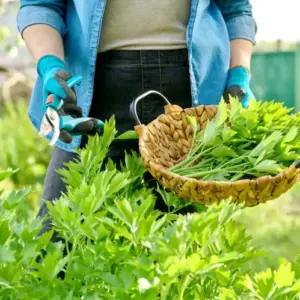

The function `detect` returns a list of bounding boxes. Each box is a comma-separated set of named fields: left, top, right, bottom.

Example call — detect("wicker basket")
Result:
left=134, top=103, right=300, bottom=207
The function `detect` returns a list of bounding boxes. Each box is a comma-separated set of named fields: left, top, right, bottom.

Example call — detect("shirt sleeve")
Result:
left=17, top=1, right=67, bottom=37
left=215, top=0, right=257, bottom=45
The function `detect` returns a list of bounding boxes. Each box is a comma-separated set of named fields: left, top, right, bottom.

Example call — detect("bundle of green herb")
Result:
left=170, top=97, right=300, bottom=181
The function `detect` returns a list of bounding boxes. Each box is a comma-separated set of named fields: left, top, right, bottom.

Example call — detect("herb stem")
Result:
left=187, top=146, right=219, bottom=166
left=218, top=154, right=248, bottom=169
left=182, top=168, right=259, bottom=178
left=187, top=129, right=197, bottom=157
left=178, top=274, right=190, bottom=300
left=225, top=162, right=252, bottom=170
left=161, top=282, right=172, bottom=300
left=65, top=235, right=78, bottom=279
left=169, top=156, right=195, bottom=172
left=176, top=160, right=252, bottom=175
left=190, top=142, right=205, bottom=158
left=170, top=145, right=218, bottom=172
left=173, top=157, right=216, bottom=173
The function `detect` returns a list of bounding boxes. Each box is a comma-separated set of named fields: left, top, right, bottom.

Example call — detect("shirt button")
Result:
left=194, top=99, right=198, bottom=105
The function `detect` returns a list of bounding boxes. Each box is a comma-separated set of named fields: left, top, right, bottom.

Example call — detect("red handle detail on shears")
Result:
left=46, top=94, right=54, bottom=105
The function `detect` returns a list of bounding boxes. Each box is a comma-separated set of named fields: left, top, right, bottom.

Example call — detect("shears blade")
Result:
left=39, top=113, right=53, bottom=137
left=39, top=107, right=61, bottom=146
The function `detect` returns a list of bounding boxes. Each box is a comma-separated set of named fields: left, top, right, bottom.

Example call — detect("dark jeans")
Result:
left=38, top=49, right=192, bottom=237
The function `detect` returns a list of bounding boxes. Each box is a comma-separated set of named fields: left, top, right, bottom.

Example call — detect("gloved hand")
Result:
left=223, top=66, right=255, bottom=108
left=37, top=55, right=102, bottom=143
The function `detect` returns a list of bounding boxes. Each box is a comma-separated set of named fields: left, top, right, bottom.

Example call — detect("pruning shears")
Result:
left=39, top=75, right=104, bottom=146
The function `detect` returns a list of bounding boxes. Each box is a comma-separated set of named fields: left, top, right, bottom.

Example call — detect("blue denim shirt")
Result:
left=17, top=0, right=256, bottom=152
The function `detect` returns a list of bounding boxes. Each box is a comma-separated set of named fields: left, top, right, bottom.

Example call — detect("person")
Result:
left=17, top=0, right=257, bottom=235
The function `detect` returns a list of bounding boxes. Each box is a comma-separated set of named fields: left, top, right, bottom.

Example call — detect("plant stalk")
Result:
left=178, top=274, right=190, bottom=300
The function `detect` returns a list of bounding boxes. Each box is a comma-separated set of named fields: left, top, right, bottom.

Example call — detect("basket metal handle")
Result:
left=294, top=160, right=300, bottom=169
left=129, top=90, right=171, bottom=125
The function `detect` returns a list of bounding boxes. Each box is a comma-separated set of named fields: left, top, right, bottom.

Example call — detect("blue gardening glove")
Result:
left=37, top=55, right=77, bottom=108
left=37, top=55, right=103, bottom=144
left=223, top=66, right=255, bottom=108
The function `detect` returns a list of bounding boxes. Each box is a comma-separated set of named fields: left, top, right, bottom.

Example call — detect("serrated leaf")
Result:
left=37, top=229, right=54, bottom=249
left=3, top=187, right=31, bottom=210
left=100, top=217, right=133, bottom=241
left=216, top=270, right=231, bottom=287
left=22, top=242, right=39, bottom=260
left=203, top=119, right=218, bottom=146
left=80, top=219, right=98, bottom=240
left=206, top=172, right=230, bottom=181
left=274, top=263, right=295, bottom=288
left=118, top=267, right=135, bottom=290
left=243, top=274, right=256, bottom=293
left=99, top=116, right=118, bottom=150
left=150, top=213, right=177, bottom=235
left=168, top=259, right=186, bottom=277
left=197, top=263, right=224, bottom=276
left=231, top=123, right=250, bottom=138
left=0, top=279, right=13, bottom=289
left=96, top=223, right=109, bottom=241
left=0, top=221, right=11, bottom=245
left=137, top=195, right=155, bottom=223
left=196, top=131, right=205, bottom=144
left=108, top=172, right=131, bottom=196
left=248, top=155, right=257, bottom=166
left=254, top=160, right=281, bottom=174
left=217, top=252, right=243, bottom=263
left=211, top=144, right=238, bottom=158
left=0, top=168, right=18, bottom=182
left=156, top=186, right=188, bottom=211
left=186, top=253, right=205, bottom=273
left=282, top=126, right=298, bottom=144
left=108, top=199, right=134, bottom=227
left=0, top=246, right=15, bottom=262
left=228, top=96, right=242, bottom=120
left=222, top=125, right=236, bottom=142
left=116, top=130, right=138, bottom=140
left=279, top=151, right=299, bottom=162
left=36, top=246, right=68, bottom=281
left=255, top=149, right=267, bottom=166
left=254, top=268, right=273, bottom=298
left=248, top=98, right=260, bottom=110
left=121, top=152, right=145, bottom=190
left=219, top=287, right=238, bottom=300
left=101, top=272, right=120, bottom=288
left=187, top=116, right=198, bottom=133
left=207, top=136, right=223, bottom=147
left=250, top=131, right=282, bottom=157
left=106, top=157, right=117, bottom=171
left=215, top=98, right=228, bottom=127
left=291, top=279, right=300, bottom=292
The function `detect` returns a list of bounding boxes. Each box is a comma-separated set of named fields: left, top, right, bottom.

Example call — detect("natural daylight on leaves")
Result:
left=1, top=0, right=300, bottom=299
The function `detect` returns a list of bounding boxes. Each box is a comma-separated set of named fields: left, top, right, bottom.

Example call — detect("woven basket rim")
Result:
left=136, top=104, right=300, bottom=187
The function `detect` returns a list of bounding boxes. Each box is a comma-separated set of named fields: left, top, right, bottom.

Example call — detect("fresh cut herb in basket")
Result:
left=169, top=97, right=300, bottom=181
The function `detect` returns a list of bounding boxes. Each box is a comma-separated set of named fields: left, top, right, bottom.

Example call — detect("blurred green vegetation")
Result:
left=0, top=100, right=51, bottom=211
left=236, top=184, right=300, bottom=272
left=0, top=0, right=23, bottom=54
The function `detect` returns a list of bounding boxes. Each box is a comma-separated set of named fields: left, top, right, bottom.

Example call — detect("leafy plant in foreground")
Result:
left=0, top=100, right=51, bottom=211
left=0, top=117, right=300, bottom=299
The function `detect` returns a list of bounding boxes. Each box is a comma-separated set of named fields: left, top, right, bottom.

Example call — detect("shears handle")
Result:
left=45, top=75, right=83, bottom=110
left=60, top=115, right=104, bottom=135
left=45, top=75, right=104, bottom=134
